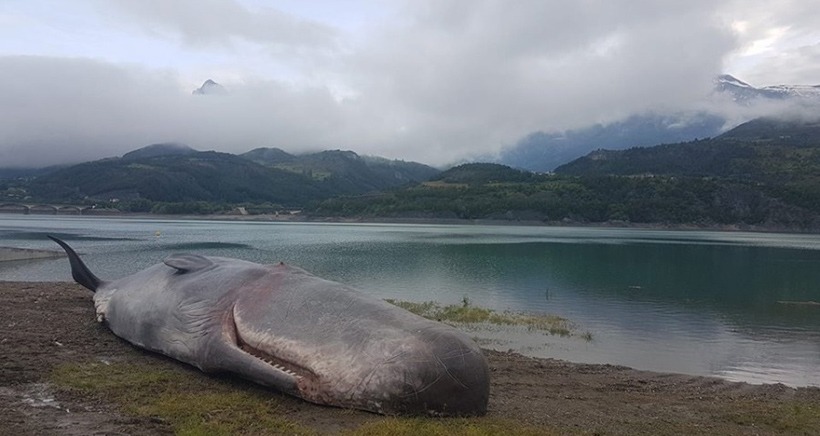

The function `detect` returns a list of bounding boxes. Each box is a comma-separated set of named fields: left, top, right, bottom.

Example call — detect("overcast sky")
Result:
left=1, top=0, right=819, bottom=167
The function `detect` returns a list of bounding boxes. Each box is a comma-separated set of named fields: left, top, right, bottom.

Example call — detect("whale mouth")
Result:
left=237, top=339, right=314, bottom=381
left=227, top=303, right=316, bottom=382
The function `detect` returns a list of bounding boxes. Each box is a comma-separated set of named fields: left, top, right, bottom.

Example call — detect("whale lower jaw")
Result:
left=237, top=341, right=309, bottom=381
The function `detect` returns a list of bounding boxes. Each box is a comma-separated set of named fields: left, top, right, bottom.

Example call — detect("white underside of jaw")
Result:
left=93, top=288, right=117, bottom=323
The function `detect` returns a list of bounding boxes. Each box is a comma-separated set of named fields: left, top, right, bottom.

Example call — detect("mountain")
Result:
left=122, top=143, right=197, bottom=160
left=241, top=147, right=296, bottom=165
left=240, top=147, right=440, bottom=194
left=500, top=112, right=726, bottom=172
left=554, top=117, right=820, bottom=181
left=19, top=145, right=439, bottom=209
left=498, top=75, right=820, bottom=172
left=0, top=165, right=65, bottom=180
left=554, top=117, right=820, bottom=219
left=192, top=79, right=226, bottom=95
left=718, top=117, right=820, bottom=143
left=28, top=150, right=328, bottom=206
left=360, top=155, right=442, bottom=186
left=310, top=118, right=820, bottom=230
left=430, top=163, right=535, bottom=185
left=715, top=74, right=820, bottom=103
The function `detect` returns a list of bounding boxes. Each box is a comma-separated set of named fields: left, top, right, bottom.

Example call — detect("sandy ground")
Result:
left=0, top=247, right=62, bottom=262
left=2, top=281, right=820, bottom=435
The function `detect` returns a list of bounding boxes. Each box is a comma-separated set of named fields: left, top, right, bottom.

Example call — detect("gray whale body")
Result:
left=49, top=236, right=490, bottom=416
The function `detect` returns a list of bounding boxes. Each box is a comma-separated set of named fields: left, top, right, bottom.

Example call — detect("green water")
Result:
left=2, top=215, right=819, bottom=387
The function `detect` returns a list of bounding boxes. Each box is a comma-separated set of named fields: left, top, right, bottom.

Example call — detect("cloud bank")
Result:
left=1, top=0, right=818, bottom=168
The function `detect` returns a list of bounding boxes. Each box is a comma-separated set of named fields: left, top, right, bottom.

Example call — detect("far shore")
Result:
left=1, top=210, right=815, bottom=234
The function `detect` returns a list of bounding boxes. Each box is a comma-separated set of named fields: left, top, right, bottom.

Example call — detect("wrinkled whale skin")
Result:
left=50, top=236, right=490, bottom=416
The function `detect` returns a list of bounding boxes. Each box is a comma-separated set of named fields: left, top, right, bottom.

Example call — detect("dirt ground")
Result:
left=2, top=281, right=819, bottom=435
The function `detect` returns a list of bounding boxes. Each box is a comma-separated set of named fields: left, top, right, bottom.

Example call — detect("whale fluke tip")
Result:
left=48, top=235, right=103, bottom=292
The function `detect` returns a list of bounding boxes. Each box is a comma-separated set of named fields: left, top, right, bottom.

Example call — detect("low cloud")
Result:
left=100, top=0, right=339, bottom=50
left=0, top=56, right=347, bottom=167
left=1, top=0, right=818, bottom=168
left=338, top=0, right=737, bottom=162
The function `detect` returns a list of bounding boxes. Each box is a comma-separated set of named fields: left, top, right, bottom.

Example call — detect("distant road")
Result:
left=0, top=203, right=119, bottom=215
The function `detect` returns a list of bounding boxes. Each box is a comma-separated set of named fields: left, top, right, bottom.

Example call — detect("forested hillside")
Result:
left=242, top=148, right=440, bottom=194
left=28, top=151, right=327, bottom=211
left=6, top=117, right=820, bottom=230
left=555, top=118, right=820, bottom=214
left=16, top=145, right=439, bottom=213
left=309, top=118, right=820, bottom=231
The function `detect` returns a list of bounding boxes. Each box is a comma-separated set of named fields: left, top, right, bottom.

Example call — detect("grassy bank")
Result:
left=386, top=297, right=593, bottom=340
left=5, top=281, right=820, bottom=436
left=50, top=362, right=553, bottom=436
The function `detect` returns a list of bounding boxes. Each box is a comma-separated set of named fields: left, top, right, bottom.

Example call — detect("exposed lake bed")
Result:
left=2, top=281, right=819, bottom=435
left=0, top=246, right=62, bottom=262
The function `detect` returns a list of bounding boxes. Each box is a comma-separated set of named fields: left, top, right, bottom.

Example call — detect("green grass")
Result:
left=344, top=418, right=557, bottom=436
left=47, top=299, right=590, bottom=435
left=48, top=341, right=820, bottom=435
left=51, top=362, right=314, bottom=435
left=50, top=361, right=561, bottom=435
left=723, top=401, right=820, bottom=434
left=385, top=297, right=592, bottom=340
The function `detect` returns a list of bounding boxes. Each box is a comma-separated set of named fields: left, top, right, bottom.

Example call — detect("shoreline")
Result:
left=2, top=281, right=820, bottom=435
left=0, top=246, right=63, bottom=262
left=2, top=210, right=814, bottom=234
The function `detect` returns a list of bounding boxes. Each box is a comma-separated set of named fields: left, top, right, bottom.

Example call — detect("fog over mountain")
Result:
left=1, top=1, right=819, bottom=168
left=192, top=79, right=227, bottom=96
left=500, top=75, right=820, bottom=171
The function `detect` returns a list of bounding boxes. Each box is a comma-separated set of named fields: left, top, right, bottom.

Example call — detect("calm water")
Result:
left=2, top=215, right=820, bottom=387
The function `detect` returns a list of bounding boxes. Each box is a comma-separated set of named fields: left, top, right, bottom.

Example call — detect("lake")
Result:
left=2, top=215, right=820, bottom=387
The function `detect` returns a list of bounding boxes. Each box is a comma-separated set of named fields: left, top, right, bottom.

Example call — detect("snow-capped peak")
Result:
left=717, top=74, right=753, bottom=89
left=760, top=84, right=820, bottom=99
left=715, top=74, right=820, bottom=103
left=192, top=79, right=226, bottom=95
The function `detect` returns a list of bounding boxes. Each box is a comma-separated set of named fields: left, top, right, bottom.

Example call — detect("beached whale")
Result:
left=49, top=236, right=490, bottom=416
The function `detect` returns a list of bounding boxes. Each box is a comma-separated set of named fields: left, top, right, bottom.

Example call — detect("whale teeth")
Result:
left=254, top=356, right=300, bottom=377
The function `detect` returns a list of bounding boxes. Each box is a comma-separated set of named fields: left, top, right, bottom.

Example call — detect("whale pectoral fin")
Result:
left=205, top=340, right=301, bottom=395
left=195, top=306, right=304, bottom=397
left=163, top=254, right=213, bottom=273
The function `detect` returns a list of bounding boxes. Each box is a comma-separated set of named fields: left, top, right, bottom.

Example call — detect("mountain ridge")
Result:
left=309, top=117, right=820, bottom=231
left=716, top=74, right=820, bottom=102
left=13, top=144, right=440, bottom=209
left=122, top=142, right=197, bottom=160
left=192, top=79, right=226, bottom=95
left=499, top=75, right=820, bottom=172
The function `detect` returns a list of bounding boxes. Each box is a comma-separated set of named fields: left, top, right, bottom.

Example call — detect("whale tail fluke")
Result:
left=48, top=235, right=103, bottom=292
